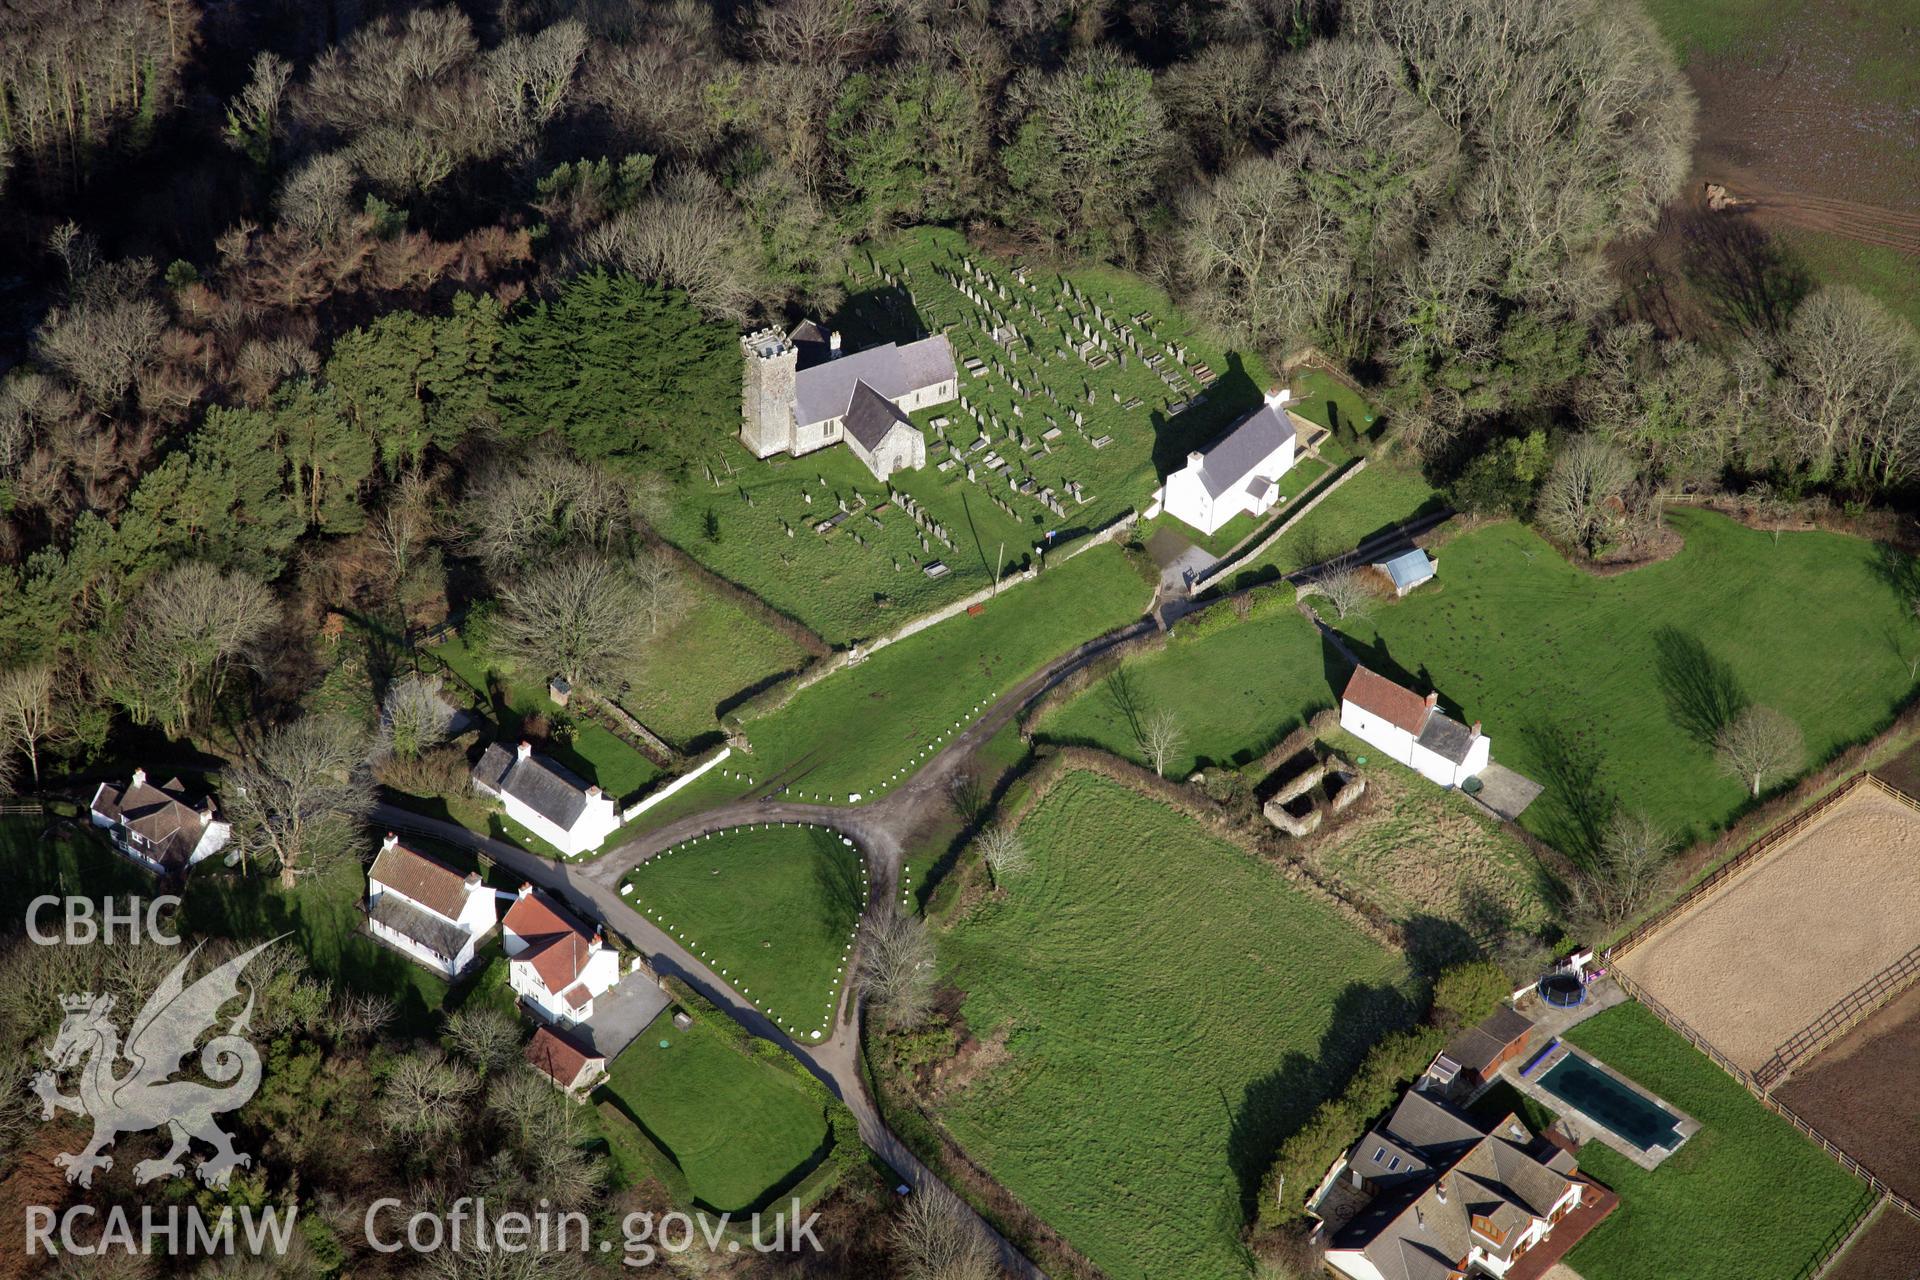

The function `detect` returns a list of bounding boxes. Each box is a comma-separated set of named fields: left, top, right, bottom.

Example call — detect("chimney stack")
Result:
left=586, top=785, right=601, bottom=800
left=131, top=767, right=148, bottom=789
left=829, top=330, right=843, bottom=358
left=464, top=872, right=482, bottom=889
left=517, top=882, right=534, bottom=899
left=1471, top=721, right=1482, bottom=737
left=382, top=832, right=399, bottom=852
left=589, top=928, right=604, bottom=953
left=517, top=739, right=533, bottom=761
left=1424, top=692, right=1438, bottom=709
left=1263, top=384, right=1292, bottom=410
left=1187, top=450, right=1204, bottom=469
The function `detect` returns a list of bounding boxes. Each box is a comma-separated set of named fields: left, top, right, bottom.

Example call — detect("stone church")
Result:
left=739, top=320, right=958, bottom=482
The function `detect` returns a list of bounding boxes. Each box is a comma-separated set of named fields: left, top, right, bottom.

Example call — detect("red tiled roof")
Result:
left=565, top=984, right=592, bottom=1009
left=369, top=842, right=473, bottom=920
left=505, top=891, right=596, bottom=994
left=1342, top=666, right=1433, bottom=735
left=525, top=1026, right=601, bottom=1089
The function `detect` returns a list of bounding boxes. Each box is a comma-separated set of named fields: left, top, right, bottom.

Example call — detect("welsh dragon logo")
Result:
left=30, top=938, right=282, bottom=1188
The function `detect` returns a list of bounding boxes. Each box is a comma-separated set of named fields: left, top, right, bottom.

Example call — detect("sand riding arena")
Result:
left=1614, top=776, right=1920, bottom=1081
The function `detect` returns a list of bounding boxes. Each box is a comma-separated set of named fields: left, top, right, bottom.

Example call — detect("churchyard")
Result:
left=661, top=227, right=1275, bottom=645
left=933, top=768, right=1418, bottom=1280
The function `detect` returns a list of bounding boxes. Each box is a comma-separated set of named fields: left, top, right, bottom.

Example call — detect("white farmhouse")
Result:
left=1154, top=387, right=1301, bottom=536
left=502, top=885, right=622, bottom=1025
left=88, top=769, right=231, bottom=875
left=365, top=833, right=497, bottom=978
left=739, top=321, right=957, bottom=482
left=471, top=740, right=621, bottom=857
left=1340, top=666, right=1490, bottom=788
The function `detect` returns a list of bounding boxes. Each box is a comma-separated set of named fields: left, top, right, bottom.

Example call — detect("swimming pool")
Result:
left=1538, top=1054, right=1684, bottom=1151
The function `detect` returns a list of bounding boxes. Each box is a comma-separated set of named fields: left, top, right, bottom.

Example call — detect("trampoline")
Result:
left=1538, top=972, right=1586, bottom=1008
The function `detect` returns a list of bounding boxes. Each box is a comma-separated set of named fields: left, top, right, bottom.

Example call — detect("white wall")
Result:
left=1340, top=701, right=1417, bottom=766
left=501, top=791, right=619, bottom=857
left=1323, top=1249, right=1388, bottom=1280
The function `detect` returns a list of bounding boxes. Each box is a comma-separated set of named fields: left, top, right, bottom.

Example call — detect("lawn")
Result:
left=1032, top=604, right=1336, bottom=775
left=616, top=576, right=812, bottom=750
left=1331, top=510, right=1920, bottom=851
left=1776, top=227, right=1920, bottom=334
left=1560, top=1002, right=1870, bottom=1280
left=659, top=226, right=1273, bottom=644
left=1216, top=459, right=1447, bottom=590
left=623, top=824, right=865, bottom=1039
left=432, top=632, right=661, bottom=801
left=599, top=1019, right=832, bottom=1214
left=740, top=543, right=1150, bottom=799
left=0, top=813, right=155, bottom=926
left=937, top=770, right=1418, bottom=1280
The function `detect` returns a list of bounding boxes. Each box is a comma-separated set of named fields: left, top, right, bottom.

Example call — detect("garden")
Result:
left=622, top=823, right=866, bottom=1040
left=658, top=226, right=1275, bottom=645
left=935, top=769, right=1419, bottom=1280
left=1213, top=457, right=1447, bottom=589
left=597, top=1015, right=835, bottom=1214
left=738, top=543, right=1151, bottom=800
left=1330, top=509, right=1920, bottom=850
left=1558, top=1002, right=1871, bottom=1280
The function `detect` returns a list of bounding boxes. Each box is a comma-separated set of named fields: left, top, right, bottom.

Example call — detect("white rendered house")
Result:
left=471, top=740, right=622, bottom=856
left=89, top=769, right=231, bottom=875
left=1155, top=387, right=1300, bottom=536
left=365, top=833, right=497, bottom=978
left=502, top=885, right=622, bottom=1025
left=1340, top=666, right=1490, bottom=788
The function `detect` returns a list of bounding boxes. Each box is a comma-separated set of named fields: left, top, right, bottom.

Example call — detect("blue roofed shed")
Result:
left=1376, top=548, right=1436, bottom=596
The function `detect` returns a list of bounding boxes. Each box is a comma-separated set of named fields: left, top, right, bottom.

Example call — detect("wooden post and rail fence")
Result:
left=1604, top=771, right=1920, bottom=1226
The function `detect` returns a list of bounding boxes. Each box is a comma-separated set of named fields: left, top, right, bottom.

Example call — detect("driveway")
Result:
left=578, top=970, right=672, bottom=1060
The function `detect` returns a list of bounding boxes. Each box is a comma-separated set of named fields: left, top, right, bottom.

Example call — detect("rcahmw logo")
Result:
left=24, top=933, right=297, bottom=1256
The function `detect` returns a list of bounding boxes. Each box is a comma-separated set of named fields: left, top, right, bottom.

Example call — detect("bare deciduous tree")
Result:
left=584, top=170, right=760, bottom=321
left=1314, top=557, right=1377, bottom=621
left=1138, top=708, right=1185, bottom=778
left=36, top=296, right=166, bottom=408
left=446, top=1006, right=523, bottom=1073
left=1535, top=435, right=1635, bottom=557
left=0, top=663, right=56, bottom=786
left=1777, top=288, right=1920, bottom=493
left=222, top=716, right=374, bottom=886
left=494, top=553, right=647, bottom=691
left=380, top=673, right=455, bottom=761
left=380, top=1049, right=480, bottom=1141
left=462, top=451, right=632, bottom=577
left=858, top=906, right=936, bottom=1032
left=973, top=824, right=1031, bottom=890
left=1570, top=810, right=1675, bottom=936
left=109, top=561, right=278, bottom=737
left=632, top=549, right=685, bottom=637
left=1714, top=705, right=1803, bottom=798
left=891, top=1183, right=1001, bottom=1280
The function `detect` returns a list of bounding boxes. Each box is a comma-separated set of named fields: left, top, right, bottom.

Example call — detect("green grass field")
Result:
left=1217, top=459, right=1446, bottom=590
left=433, top=633, right=661, bottom=801
left=623, top=824, right=865, bottom=1038
left=1033, top=606, right=1335, bottom=775
left=599, top=1020, right=831, bottom=1214
left=937, top=770, right=1417, bottom=1280
left=740, top=544, right=1150, bottom=799
left=660, top=226, right=1271, bottom=643
left=1561, top=1003, right=1870, bottom=1280
left=1776, top=228, right=1920, bottom=334
left=616, top=578, right=811, bottom=750
left=1333, top=510, right=1920, bottom=852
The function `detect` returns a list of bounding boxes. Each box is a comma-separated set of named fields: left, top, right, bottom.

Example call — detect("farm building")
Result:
left=88, top=768, right=231, bottom=875
left=471, top=739, right=622, bottom=857
left=525, top=1025, right=606, bottom=1097
left=1375, top=548, right=1437, bottom=596
left=1425, top=1006, right=1536, bottom=1101
left=1312, top=1086, right=1609, bottom=1280
left=1152, top=386, right=1301, bottom=535
left=364, top=833, right=497, bottom=978
left=502, top=885, right=623, bottom=1025
left=1340, top=666, right=1490, bottom=789
left=738, top=320, right=957, bottom=481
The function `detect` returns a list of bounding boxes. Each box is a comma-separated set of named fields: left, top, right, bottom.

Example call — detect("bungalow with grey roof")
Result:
left=471, top=740, right=621, bottom=857
left=1151, top=387, right=1303, bottom=535
left=738, top=321, right=956, bottom=481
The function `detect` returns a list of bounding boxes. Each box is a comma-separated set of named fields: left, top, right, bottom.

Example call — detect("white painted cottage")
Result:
left=89, top=769, right=231, bottom=875
left=365, top=834, right=497, bottom=978
left=1154, top=387, right=1301, bottom=536
left=502, top=886, right=622, bottom=1025
left=471, top=740, right=621, bottom=857
left=1340, top=666, right=1490, bottom=788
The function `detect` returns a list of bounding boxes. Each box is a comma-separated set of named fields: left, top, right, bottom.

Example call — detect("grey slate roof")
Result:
left=1190, top=402, right=1296, bottom=499
left=1416, top=711, right=1479, bottom=765
left=473, top=743, right=592, bottom=830
left=371, top=893, right=470, bottom=962
left=788, top=319, right=831, bottom=369
left=843, top=381, right=914, bottom=451
left=791, top=334, right=955, bottom=427
left=92, top=775, right=214, bottom=870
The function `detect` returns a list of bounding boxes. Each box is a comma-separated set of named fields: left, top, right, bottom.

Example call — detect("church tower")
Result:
left=739, top=328, right=798, bottom=457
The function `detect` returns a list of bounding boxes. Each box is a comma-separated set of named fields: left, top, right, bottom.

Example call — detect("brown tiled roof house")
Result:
left=88, top=768, right=231, bottom=875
